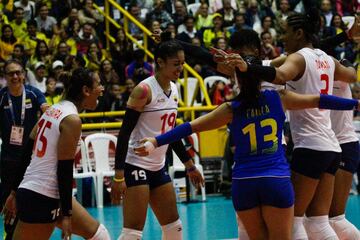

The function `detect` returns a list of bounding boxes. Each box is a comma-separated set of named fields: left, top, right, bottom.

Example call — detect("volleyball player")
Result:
left=111, top=39, right=204, bottom=240
left=2, top=68, right=110, bottom=239
left=226, top=9, right=357, bottom=240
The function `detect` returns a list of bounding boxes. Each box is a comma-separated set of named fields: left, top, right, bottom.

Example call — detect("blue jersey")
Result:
left=0, top=85, right=46, bottom=160
left=229, top=90, right=289, bottom=179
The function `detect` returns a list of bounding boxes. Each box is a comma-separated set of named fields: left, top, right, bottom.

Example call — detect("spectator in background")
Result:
left=245, top=0, right=274, bottom=30
left=127, top=3, right=145, bottom=40
left=320, top=0, right=334, bottom=27
left=11, top=44, right=28, bottom=67
left=14, top=0, right=35, bottom=21
left=44, top=75, right=62, bottom=105
left=121, top=78, right=136, bottom=105
left=274, top=0, right=294, bottom=33
left=216, top=0, right=238, bottom=28
left=254, top=15, right=277, bottom=42
left=99, top=59, right=120, bottom=90
left=78, top=0, right=104, bottom=25
left=61, top=8, right=82, bottom=30
left=209, top=0, right=237, bottom=13
left=228, top=13, right=251, bottom=35
left=51, top=60, right=64, bottom=90
left=85, top=42, right=107, bottom=71
left=125, top=49, right=153, bottom=84
left=195, top=3, right=213, bottom=30
left=0, top=25, right=19, bottom=61
left=331, top=13, right=355, bottom=60
left=22, top=19, right=49, bottom=57
left=208, top=80, right=231, bottom=105
left=28, top=61, right=47, bottom=93
left=76, top=23, right=101, bottom=55
left=166, top=22, right=177, bottom=39
left=110, top=28, right=133, bottom=83
left=203, top=13, right=230, bottom=48
left=148, top=20, right=162, bottom=53
left=260, top=31, right=280, bottom=60
left=53, top=41, right=72, bottom=63
left=172, top=0, right=187, bottom=29
left=27, top=39, right=52, bottom=71
left=176, top=15, right=202, bottom=44
left=212, top=36, right=227, bottom=51
left=10, top=7, right=28, bottom=41
left=35, top=3, right=59, bottom=38
left=96, top=83, right=126, bottom=121
left=146, top=0, right=173, bottom=29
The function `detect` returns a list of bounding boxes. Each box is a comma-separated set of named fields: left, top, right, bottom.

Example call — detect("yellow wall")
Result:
left=199, top=126, right=228, bottom=158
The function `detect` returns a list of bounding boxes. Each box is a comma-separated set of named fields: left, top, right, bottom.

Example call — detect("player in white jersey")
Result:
left=2, top=68, right=110, bottom=240
left=329, top=80, right=360, bottom=240
left=231, top=9, right=357, bottom=240
left=111, top=39, right=204, bottom=240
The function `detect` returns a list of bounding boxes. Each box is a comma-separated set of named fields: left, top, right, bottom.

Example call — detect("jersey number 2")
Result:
left=34, top=119, right=52, bottom=157
left=320, top=73, right=329, bottom=95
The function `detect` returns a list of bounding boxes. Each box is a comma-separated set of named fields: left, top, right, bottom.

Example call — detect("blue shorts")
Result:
left=232, top=177, right=294, bottom=211
left=124, top=163, right=172, bottom=190
left=339, top=141, right=360, bottom=173
left=16, top=188, right=60, bottom=223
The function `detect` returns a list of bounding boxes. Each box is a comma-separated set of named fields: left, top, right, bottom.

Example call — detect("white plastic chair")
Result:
left=73, top=139, right=97, bottom=203
left=169, top=133, right=206, bottom=201
left=177, top=77, right=202, bottom=106
left=84, top=133, right=117, bottom=208
left=202, top=76, right=230, bottom=102
left=187, top=3, right=201, bottom=15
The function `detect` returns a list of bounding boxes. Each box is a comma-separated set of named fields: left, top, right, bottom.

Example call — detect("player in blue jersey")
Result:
left=134, top=55, right=360, bottom=239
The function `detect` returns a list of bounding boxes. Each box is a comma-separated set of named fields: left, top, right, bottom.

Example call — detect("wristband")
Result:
left=113, top=177, right=125, bottom=183
left=186, top=165, right=197, bottom=173
left=156, top=122, right=193, bottom=147
left=319, top=94, right=358, bottom=110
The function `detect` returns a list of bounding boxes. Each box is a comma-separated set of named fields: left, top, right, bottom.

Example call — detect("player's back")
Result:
left=19, top=100, right=78, bottom=199
left=230, top=90, right=289, bottom=179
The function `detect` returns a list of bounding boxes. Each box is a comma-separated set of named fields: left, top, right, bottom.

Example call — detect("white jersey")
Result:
left=126, top=76, right=179, bottom=171
left=331, top=81, right=358, bottom=144
left=19, top=100, right=78, bottom=199
left=286, top=48, right=341, bottom=152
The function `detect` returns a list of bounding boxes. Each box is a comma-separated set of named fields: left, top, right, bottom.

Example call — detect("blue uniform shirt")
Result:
left=230, top=90, right=290, bottom=179
left=0, top=85, right=46, bottom=160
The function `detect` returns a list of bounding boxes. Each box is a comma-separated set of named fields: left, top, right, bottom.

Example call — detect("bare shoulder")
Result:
left=60, top=114, right=82, bottom=132
left=127, top=82, right=151, bottom=110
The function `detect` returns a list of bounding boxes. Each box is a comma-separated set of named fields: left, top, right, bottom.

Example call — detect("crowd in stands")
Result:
left=0, top=0, right=359, bottom=114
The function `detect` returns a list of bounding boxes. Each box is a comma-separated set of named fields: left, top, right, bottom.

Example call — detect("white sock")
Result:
left=329, top=214, right=360, bottom=240
left=293, top=216, right=308, bottom=240
left=304, top=215, right=339, bottom=240
left=161, top=219, right=183, bottom=240
left=88, top=224, right=111, bottom=240
left=237, top=216, right=249, bottom=240
left=118, top=228, right=143, bottom=240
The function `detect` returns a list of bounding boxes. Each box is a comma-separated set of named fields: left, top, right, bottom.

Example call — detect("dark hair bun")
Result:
left=306, top=7, right=320, bottom=34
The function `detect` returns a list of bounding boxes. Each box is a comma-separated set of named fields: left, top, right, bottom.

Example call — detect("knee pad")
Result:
left=118, top=228, right=143, bottom=240
left=304, top=215, right=338, bottom=240
left=88, top=224, right=111, bottom=240
left=330, top=214, right=360, bottom=240
left=293, top=216, right=308, bottom=240
left=237, top=216, right=249, bottom=240
left=161, top=219, right=183, bottom=240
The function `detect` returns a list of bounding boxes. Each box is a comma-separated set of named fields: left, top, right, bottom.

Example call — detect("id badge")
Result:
left=10, top=126, right=24, bottom=146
